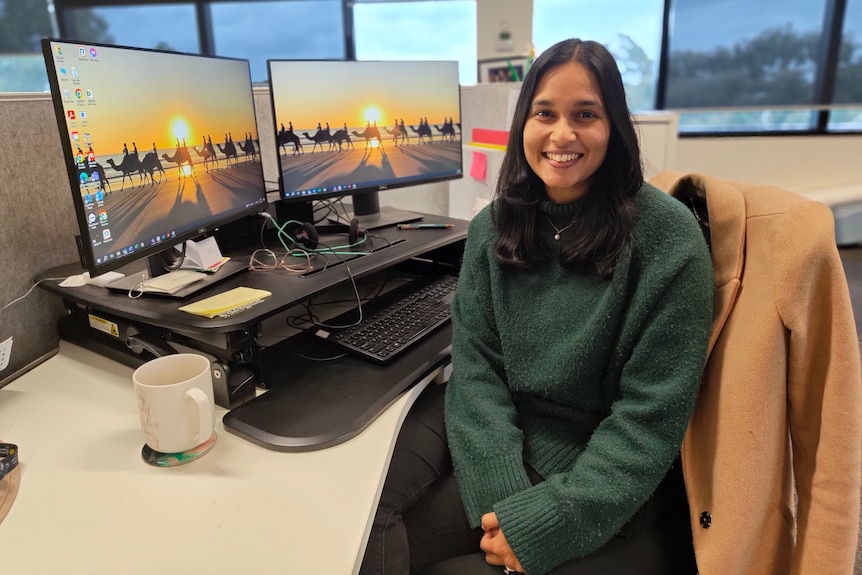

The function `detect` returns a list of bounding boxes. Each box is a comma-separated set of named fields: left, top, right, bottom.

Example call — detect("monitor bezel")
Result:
left=265, top=58, right=464, bottom=214
left=41, top=37, right=268, bottom=278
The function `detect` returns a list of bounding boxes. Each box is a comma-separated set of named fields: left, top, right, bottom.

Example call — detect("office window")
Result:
left=0, top=0, right=55, bottom=91
left=666, top=0, right=826, bottom=132
left=353, top=0, right=477, bottom=85
left=533, top=0, right=664, bottom=112
left=61, top=4, right=199, bottom=54
left=829, top=0, right=862, bottom=130
left=211, top=1, right=345, bottom=84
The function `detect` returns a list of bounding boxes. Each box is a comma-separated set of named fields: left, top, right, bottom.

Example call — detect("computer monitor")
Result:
left=267, top=59, right=463, bottom=229
left=41, top=38, right=268, bottom=283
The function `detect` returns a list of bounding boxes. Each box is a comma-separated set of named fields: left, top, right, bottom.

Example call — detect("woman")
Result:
left=360, top=38, right=713, bottom=575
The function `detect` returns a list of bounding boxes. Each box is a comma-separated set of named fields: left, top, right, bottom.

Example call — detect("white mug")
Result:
left=133, top=353, right=215, bottom=454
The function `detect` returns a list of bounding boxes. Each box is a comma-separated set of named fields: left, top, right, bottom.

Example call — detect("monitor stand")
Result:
left=334, top=206, right=424, bottom=230
left=329, top=192, right=423, bottom=230
left=103, top=248, right=249, bottom=298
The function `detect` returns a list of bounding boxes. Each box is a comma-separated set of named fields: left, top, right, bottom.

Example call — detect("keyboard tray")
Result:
left=222, top=325, right=452, bottom=452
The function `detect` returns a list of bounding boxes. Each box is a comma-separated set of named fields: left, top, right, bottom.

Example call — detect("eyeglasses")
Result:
left=248, top=249, right=313, bottom=273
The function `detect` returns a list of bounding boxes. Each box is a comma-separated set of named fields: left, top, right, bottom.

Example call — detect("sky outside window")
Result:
left=353, top=0, right=477, bottom=85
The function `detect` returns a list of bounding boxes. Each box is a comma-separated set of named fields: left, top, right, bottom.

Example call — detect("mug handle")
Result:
left=185, top=387, right=213, bottom=447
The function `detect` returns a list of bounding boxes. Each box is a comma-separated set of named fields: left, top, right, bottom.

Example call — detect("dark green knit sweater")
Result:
left=444, top=183, right=713, bottom=575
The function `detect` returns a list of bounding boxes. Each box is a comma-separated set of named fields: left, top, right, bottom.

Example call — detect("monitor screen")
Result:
left=42, top=39, right=268, bottom=277
left=267, top=59, right=462, bottom=228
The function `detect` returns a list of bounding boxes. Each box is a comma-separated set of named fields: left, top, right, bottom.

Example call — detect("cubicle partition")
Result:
left=0, top=93, right=79, bottom=388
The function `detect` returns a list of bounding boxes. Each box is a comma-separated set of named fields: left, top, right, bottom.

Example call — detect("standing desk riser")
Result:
left=38, top=213, right=467, bottom=451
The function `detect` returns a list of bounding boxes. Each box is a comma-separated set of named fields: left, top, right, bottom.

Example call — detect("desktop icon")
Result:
left=83, top=193, right=93, bottom=203
left=71, top=131, right=80, bottom=141
left=79, top=46, right=86, bottom=57
left=63, top=90, right=70, bottom=98
left=59, top=67, right=67, bottom=76
left=89, top=48, right=98, bottom=58
left=88, top=213, right=97, bottom=224
left=55, top=46, right=62, bottom=55
left=86, top=89, right=94, bottom=99
left=79, top=111, right=87, bottom=119
left=95, top=191, right=105, bottom=202
left=75, top=88, right=83, bottom=99
left=79, top=172, right=88, bottom=184
left=103, top=229, right=111, bottom=240
left=67, top=110, right=76, bottom=120
left=71, top=67, right=78, bottom=78
left=98, top=210, right=107, bottom=223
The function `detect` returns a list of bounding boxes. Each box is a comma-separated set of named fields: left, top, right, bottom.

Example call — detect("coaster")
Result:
left=0, top=439, right=20, bottom=526
left=141, top=431, right=217, bottom=467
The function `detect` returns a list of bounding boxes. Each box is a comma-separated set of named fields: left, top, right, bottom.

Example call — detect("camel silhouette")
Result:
left=161, top=146, right=194, bottom=177
left=329, top=129, right=354, bottom=152
left=278, top=129, right=303, bottom=155
left=434, top=122, right=457, bottom=142
left=384, top=124, right=409, bottom=146
left=217, top=138, right=238, bottom=166
left=140, top=152, right=166, bottom=183
left=194, top=144, right=214, bottom=171
left=351, top=126, right=383, bottom=149
left=410, top=123, right=433, bottom=144
left=194, top=137, right=219, bottom=171
left=238, top=133, right=257, bottom=162
left=303, top=129, right=332, bottom=153
left=106, top=154, right=143, bottom=190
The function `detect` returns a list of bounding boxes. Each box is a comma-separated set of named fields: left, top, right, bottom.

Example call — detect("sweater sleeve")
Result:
left=773, top=200, right=862, bottom=575
left=495, top=244, right=714, bottom=575
left=445, top=214, right=534, bottom=527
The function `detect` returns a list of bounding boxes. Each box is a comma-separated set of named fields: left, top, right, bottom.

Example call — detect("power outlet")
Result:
left=0, top=337, right=12, bottom=372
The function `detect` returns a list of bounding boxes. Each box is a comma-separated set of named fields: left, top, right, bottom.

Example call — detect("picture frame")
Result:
left=478, top=56, right=529, bottom=84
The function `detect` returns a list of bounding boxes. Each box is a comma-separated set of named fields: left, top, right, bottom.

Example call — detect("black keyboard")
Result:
left=312, top=274, right=458, bottom=364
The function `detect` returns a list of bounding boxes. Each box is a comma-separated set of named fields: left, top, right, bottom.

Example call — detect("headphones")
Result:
left=289, top=217, right=367, bottom=252
left=0, top=443, right=18, bottom=481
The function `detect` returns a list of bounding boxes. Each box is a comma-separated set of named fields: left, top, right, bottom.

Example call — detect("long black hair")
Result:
left=492, top=39, right=643, bottom=277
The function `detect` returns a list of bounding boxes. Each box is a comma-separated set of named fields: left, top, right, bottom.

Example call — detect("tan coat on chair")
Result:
left=651, top=172, right=862, bottom=575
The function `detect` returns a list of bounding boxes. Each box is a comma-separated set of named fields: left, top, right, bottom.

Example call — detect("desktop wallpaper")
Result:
left=47, top=40, right=267, bottom=269
left=269, top=60, right=463, bottom=199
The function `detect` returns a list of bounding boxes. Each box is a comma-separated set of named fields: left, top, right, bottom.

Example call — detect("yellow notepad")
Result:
left=178, top=287, right=271, bottom=318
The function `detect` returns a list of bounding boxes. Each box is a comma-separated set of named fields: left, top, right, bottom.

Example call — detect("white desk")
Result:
left=0, top=341, right=436, bottom=575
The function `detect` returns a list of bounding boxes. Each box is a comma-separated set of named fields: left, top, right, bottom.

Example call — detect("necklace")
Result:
left=545, top=215, right=575, bottom=241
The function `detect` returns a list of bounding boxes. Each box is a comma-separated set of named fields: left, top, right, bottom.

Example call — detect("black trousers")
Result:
left=359, top=382, right=698, bottom=575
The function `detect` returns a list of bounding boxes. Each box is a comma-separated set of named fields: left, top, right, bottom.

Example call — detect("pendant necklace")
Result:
left=546, top=215, right=575, bottom=241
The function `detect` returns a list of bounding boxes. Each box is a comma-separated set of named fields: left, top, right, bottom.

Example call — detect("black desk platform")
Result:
left=38, top=213, right=467, bottom=451
left=224, top=326, right=452, bottom=451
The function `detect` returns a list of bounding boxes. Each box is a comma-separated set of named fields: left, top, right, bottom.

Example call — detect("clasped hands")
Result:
left=480, top=511, right=525, bottom=574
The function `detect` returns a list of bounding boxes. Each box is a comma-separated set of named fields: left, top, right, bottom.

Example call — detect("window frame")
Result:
left=37, top=0, right=862, bottom=137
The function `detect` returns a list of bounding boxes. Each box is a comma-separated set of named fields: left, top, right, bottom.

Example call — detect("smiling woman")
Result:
left=359, top=38, right=713, bottom=575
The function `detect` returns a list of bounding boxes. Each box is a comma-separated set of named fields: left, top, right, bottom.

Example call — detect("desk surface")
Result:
left=0, top=342, right=434, bottom=575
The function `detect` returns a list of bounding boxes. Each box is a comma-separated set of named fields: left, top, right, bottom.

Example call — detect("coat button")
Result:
left=699, top=511, right=712, bottom=528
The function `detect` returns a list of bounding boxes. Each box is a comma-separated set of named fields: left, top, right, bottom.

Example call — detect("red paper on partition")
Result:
left=470, top=151, right=488, bottom=181
left=472, top=128, right=509, bottom=147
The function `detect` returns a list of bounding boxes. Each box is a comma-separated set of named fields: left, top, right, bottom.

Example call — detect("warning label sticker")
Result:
left=88, top=314, right=120, bottom=338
